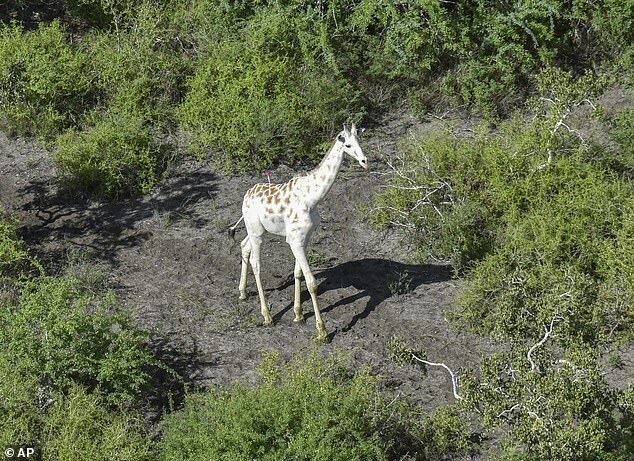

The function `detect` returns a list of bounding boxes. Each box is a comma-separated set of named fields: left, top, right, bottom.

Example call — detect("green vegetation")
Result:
left=373, top=62, right=634, bottom=461
left=159, top=352, right=386, bottom=460
left=0, top=220, right=154, bottom=459
left=2, top=277, right=154, bottom=406
left=2, top=0, right=634, bottom=459
left=3, top=0, right=634, bottom=196
left=460, top=345, right=634, bottom=459
left=159, top=351, right=472, bottom=460
left=0, top=220, right=471, bottom=460
left=0, top=219, right=39, bottom=279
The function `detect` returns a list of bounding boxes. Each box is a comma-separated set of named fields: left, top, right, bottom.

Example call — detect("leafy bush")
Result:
left=54, top=111, right=159, bottom=198
left=591, top=0, right=634, bottom=58
left=0, top=357, right=153, bottom=460
left=0, top=21, right=94, bottom=140
left=610, top=107, right=634, bottom=170
left=455, top=157, right=633, bottom=345
left=178, top=3, right=359, bottom=170
left=159, top=352, right=387, bottom=460
left=0, top=276, right=154, bottom=406
left=348, top=0, right=453, bottom=81
left=51, top=3, right=189, bottom=198
left=0, top=225, right=155, bottom=459
left=452, top=0, right=561, bottom=114
left=371, top=119, right=559, bottom=270
left=0, top=353, right=41, bottom=449
left=461, top=344, right=633, bottom=460
left=42, top=385, right=153, bottom=461
left=160, top=351, right=474, bottom=460
left=83, top=2, right=189, bottom=126
left=0, top=9, right=186, bottom=198
left=0, top=219, right=39, bottom=279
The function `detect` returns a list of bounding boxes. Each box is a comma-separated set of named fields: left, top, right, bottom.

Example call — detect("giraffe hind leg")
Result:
left=239, top=236, right=250, bottom=300
left=293, top=259, right=304, bottom=323
left=248, top=236, right=273, bottom=325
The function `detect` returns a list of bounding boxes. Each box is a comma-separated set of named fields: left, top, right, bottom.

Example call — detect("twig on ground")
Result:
left=409, top=352, right=463, bottom=401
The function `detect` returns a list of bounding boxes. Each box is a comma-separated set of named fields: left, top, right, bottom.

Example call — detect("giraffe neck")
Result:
left=302, top=138, right=345, bottom=208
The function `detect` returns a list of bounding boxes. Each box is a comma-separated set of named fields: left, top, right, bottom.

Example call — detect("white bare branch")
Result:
left=527, top=314, right=560, bottom=372
left=497, top=403, right=521, bottom=419
left=409, top=352, right=463, bottom=401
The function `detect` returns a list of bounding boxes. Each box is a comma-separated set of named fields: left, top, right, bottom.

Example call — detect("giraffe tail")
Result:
left=228, top=216, right=244, bottom=241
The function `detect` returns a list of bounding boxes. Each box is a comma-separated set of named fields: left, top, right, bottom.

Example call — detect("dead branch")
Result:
left=410, top=352, right=463, bottom=401
left=527, top=314, right=560, bottom=372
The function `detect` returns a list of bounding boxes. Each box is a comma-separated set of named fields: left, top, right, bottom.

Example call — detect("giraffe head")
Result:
left=338, top=122, right=368, bottom=170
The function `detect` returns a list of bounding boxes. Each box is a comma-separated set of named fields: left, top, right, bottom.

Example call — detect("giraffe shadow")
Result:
left=271, top=258, right=452, bottom=339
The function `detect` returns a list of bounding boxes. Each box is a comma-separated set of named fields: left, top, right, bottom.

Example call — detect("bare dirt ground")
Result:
left=0, top=113, right=496, bottom=421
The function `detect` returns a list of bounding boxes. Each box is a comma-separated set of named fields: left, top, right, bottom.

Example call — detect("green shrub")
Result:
left=461, top=344, right=631, bottom=460
left=54, top=112, right=159, bottom=198
left=610, top=107, right=634, bottom=170
left=0, top=277, right=154, bottom=406
left=51, top=3, right=190, bottom=198
left=371, top=119, right=557, bottom=270
left=379, top=400, right=473, bottom=461
left=42, top=385, right=153, bottom=461
left=65, top=0, right=139, bottom=29
left=0, top=219, right=39, bottom=279
left=0, top=9, right=186, bottom=197
left=372, top=110, right=634, bottom=345
left=591, top=0, right=634, bottom=58
left=348, top=0, right=453, bottom=81
left=0, top=357, right=153, bottom=460
left=178, top=3, right=359, bottom=171
left=0, top=353, right=41, bottom=449
left=83, top=2, right=189, bottom=126
left=595, top=203, right=634, bottom=342
left=0, top=21, right=94, bottom=140
left=159, top=352, right=387, bottom=461
left=455, top=157, right=633, bottom=345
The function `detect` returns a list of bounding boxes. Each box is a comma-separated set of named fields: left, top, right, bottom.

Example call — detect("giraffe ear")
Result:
left=351, top=122, right=357, bottom=135
left=343, top=123, right=351, bottom=137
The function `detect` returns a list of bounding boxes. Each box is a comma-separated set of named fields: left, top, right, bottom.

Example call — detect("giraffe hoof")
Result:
left=293, top=315, right=305, bottom=324
left=239, top=293, right=248, bottom=301
left=312, top=331, right=330, bottom=344
left=313, top=333, right=330, bottom=344
left=262, top=318, right=273, bottom=326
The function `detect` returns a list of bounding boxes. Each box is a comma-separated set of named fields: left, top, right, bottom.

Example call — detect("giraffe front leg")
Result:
left=249, top=236, right=273, bottom=325
left=293, top=259, right=304, bottom=323
left=290, top=242, right=327, bottom=341
left=239, top=236, right=250, bottom=300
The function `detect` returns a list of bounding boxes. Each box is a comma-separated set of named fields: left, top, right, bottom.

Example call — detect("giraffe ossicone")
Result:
left=228, top=122, right=367, bottom=341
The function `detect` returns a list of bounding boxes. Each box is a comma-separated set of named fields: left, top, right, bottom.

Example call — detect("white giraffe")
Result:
left=228, top=123, right=367, bottom=340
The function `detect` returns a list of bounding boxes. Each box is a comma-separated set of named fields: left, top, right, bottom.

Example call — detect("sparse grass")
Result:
left=62, top=247, right=110, bottom=294
left=172, top=288, right=257, bottom=333
left=307, top=248, right=330, bottom=267
left=387, top=270, right=413, bottom=299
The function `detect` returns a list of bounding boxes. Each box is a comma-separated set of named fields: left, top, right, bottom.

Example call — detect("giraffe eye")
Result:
left=345, top=144, right=351, bottom=148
